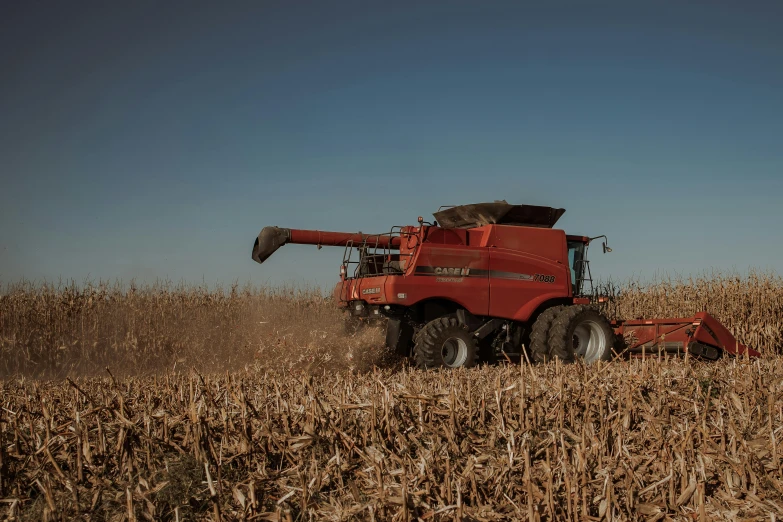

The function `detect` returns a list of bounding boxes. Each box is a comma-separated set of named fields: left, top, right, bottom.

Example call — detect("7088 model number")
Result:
left=534, top=274, right=556, bottom=283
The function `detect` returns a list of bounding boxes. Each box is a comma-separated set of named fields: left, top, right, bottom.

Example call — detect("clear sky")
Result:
left=1, top=1, right=781, bottom=289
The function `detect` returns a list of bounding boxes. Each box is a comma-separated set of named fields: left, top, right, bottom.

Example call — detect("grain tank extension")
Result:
left=252, top=201, right=760, bottom=368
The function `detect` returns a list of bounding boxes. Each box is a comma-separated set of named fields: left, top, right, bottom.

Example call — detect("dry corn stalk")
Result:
left=0, top=358, right=781, bottom=519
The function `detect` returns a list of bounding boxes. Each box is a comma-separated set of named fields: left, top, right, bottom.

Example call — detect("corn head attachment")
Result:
left=615, top=311, right=761, bottom=359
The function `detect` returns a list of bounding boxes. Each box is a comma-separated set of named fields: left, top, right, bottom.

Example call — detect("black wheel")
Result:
left=529, top=305, right=564, bottom=363
left=547, top=305, right=615, bottom=363
left=414, top=316, right=478, bottom=369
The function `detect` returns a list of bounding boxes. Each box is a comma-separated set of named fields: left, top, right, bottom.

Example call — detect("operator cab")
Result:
left=566, top=237, right=589, bottom=296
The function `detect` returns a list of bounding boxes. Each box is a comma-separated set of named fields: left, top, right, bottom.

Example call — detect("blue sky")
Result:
left=1, top=1, right=781, bottom=289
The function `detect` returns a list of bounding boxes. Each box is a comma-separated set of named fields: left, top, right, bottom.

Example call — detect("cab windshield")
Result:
left=567, top=240, right=587, bottom=296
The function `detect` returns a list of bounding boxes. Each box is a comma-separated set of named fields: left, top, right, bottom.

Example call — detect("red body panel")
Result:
left=410, top=243, right=491, bottom=315
left=487, top=227, right=572, bottom=320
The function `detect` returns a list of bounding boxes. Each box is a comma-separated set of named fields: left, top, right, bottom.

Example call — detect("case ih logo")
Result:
left=434, top=267, right=470, bottom=276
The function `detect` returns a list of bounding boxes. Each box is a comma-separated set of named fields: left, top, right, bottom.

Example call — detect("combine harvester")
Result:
left=252, top=202, right=760, bottom=368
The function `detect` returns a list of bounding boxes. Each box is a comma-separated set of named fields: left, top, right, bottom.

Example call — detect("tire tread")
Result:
left=547, top=305, right=615, bottom=363
left=414, top=316, right=478, bottom=369
left=529, top=305, right=564, bottom=363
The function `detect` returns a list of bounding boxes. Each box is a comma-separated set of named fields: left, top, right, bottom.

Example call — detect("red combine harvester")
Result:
left=252, top=202, right=760, bottom=368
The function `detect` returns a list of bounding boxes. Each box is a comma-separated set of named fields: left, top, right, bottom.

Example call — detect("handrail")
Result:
left=340, top=227, right=421, bottom=283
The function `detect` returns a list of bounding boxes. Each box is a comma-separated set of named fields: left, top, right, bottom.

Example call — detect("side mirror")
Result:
left=590, top=235, right=612, bottom=253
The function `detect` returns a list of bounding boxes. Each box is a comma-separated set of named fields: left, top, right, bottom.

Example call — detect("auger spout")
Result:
left=252, top=227, right=291, bottom=264
left=251, top=226, right=402, bottom=264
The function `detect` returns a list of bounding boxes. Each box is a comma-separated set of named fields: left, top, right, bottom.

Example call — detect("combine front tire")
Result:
left=385, top=318, right=414, bottom=358
left=547, top=306, right=614, bottom=363
left=529, top=305, right=564, bottom=363
left=414, top=316, right=478, bottom=369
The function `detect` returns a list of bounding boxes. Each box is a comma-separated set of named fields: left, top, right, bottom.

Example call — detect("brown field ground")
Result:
left=0, top=272, right=781, bottom=520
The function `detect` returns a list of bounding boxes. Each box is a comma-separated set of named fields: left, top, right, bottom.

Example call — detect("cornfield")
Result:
left=0, top=281, right=391, bottom=380
left=0, top=273, right=781, bottom=520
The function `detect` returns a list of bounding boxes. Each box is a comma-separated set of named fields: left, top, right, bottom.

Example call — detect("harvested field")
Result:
left=1, top=359, right=781, bottom=520
left=0, top=274, right=782, bottom=520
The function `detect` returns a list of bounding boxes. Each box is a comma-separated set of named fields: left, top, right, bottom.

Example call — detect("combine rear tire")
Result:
left=547, top=306, right=614, bottom=363
left=529, top=305, right=564, bottom=363
left=414, top=316, right=478, bottom=369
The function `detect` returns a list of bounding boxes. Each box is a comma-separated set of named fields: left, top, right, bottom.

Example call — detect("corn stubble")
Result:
left=1, top=360, right=781, bottom=520
left=0, top=273, right=781, bottom=520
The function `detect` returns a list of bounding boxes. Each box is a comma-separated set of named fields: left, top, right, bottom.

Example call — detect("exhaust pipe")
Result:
left=251, top=227, right=291, bottom=264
